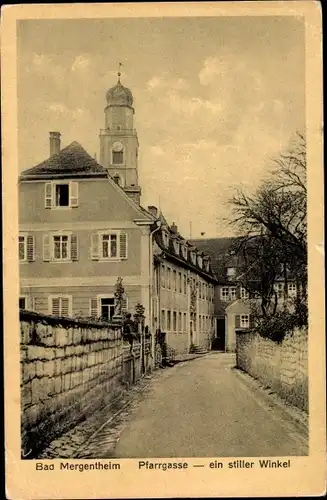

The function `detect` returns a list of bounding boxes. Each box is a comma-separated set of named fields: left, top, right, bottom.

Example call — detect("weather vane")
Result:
left=118, top=62, right=123, bottom=81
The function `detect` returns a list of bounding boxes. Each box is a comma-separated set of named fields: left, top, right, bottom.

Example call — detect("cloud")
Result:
left=199, top=56, right=221, bottom=86
left=47, top=102, right=86, bottom=120
left=71, top=54, right=90, bottom=72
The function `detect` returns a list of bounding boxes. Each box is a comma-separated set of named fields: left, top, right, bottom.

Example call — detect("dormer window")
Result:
left=181, top=245, right=187, bottom=259
left=162, top=231, right=169, bottom=248
left=227, top=267, right=236, bottom=280
left=173, top=239, right=180, bottom=255
left=190, top=251, right=196, bottom=265
left=197, top=255, right=203, bottom=268
left=113, top=174, right=123, bottom=186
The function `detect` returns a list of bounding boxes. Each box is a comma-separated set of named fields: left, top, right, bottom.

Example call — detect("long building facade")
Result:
left=19, top=74, right=217, bottom=358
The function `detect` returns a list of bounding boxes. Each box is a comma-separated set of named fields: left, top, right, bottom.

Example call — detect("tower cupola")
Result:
left=106, top=77, right=134, bottom=109
left=99, top=68, right=141, bottom=204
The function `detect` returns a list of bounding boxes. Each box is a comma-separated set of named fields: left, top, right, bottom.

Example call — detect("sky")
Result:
left=17, top=16, right=305, bottom=238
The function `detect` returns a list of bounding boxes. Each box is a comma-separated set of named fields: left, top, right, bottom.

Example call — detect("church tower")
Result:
left=99, top=71, right=141, bottom=204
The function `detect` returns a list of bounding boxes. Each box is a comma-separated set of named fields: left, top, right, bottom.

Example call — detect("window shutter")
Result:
left=51, top=297, right=60, bottom=316
left=45, top=183, right=53, bottom=208
left=26, top=235, right=35, bottom=262
left=43, top=234, right=51, bottom=261
left=91, top=233, right=100, bottom=260
left=61, top=297, right=70, bottom=317
left=119, top=232, right=127, bottom=259
left=90, top=298, right=98, bottom=318
left=71, top=234, right=79, bottom=261
left=235, top=314, right=240, bottom=328
left=249, top=314, right=254, bottom=329
left=70, top=181, right=79, bottom=207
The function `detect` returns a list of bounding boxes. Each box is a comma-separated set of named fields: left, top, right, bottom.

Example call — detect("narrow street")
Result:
left=77, top=353, right=308, bottom=459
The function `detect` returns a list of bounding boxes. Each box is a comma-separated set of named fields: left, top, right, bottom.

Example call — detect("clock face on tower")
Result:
left=112, top=141, right=123, bottom=152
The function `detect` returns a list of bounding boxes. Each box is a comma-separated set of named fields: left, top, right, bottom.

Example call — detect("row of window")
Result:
left=19, top=295, right=127, bottom=320
left=161, top=309, right=213, bottom=333
left=160, top=264, right=214, bottom=301
left=19, top=231, right=128, bottom=262
left=220, top=283, right=297, bottom=302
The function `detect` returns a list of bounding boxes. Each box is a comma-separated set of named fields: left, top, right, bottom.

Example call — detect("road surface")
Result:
left=82, top=353, right=308, bottom=458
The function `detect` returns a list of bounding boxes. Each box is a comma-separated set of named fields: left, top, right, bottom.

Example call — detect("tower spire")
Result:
left=117, top=62, right=123, bottom=82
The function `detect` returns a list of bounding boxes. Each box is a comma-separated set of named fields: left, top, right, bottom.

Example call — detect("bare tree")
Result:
left=229, top=132, right=307, bottom=327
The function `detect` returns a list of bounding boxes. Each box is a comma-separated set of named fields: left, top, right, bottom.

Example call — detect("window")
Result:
left=19, top=234, right=35, bottom=262
left=113, top=174, right=121, bottom=186
left=184, top=275, right=187, bottom=294
left=167, top=268, right=171, bottom=289
left=178, top=312, right=182, bottom=332
left=183, top=313, right=187, bottom=332
left=240, top=314, right=250, bottom=328
left=173, top=270, right=177, bottom=291
left=53, top=235, right=69, bottom=260
left=56, top=184, right=69, bottom=206
left=112, top=150, right=124, bottom=164
left=161, top=309, right=166, bottom=330
left=19, top=297, right=26, bottom=310
left=221, top=287, right=230, bottom=301
left=49, top=295, right=72, bottom=317
left=221, top=286, right=236, bottom=301
left=161, top=264, right=166, bottom=288
left=167, top=310, right=171, bottom=331
left=178, top=272, right=182, bottom=293
left=197, top=256, right=203, bottom=268
left=190, top=251, right=196, bottom=265
left=181, top=245, right=187, bottom=259
left=91, top=232, right=127, bottom=260
left=288, top=282, right=297, bottom=297
left=45, top=181, right=78, bottom=209
left=102, top=234, right=117, bottom=258
left=43, top=233, right=78, bottom=262
left=100, top=297, right=115, bottom=320
left=162, top=231, right=169, bottom=248
left=274, top=283, right=284, bottom=299
left=173, top=311, right=177, bottom=332
left=173, top=240, right=180, bottom=254
left=240, top=287, right=250, bottom=299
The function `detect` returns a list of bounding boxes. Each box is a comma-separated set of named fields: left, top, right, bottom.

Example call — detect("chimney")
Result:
left=171, top=222, right=178, bottom=233
left=147, top=205, right=158, bottom=218
left=49, top=131, right=61, bottom=156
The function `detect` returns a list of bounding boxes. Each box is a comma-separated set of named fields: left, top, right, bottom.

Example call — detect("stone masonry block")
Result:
left=54, top=376, right=62, bottom=394
left=56, top=327, right=68, bottom=346
left=21, top=382, right=32, bottom=408
left=43, top=360, right=55, bottom=378
left=36, top=360, right=45, bottom=378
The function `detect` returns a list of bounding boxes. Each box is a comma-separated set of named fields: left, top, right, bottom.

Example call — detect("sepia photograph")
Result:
left=2, top=2, right=325, bottom=499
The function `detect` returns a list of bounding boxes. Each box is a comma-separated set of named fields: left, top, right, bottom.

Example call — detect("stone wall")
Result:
left=20, top=310, right=124, bottom=457
left=236, top=327, right=308, bottom=411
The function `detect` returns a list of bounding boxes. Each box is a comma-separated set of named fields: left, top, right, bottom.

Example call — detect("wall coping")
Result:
left=20, top=309, right=122, bottom=329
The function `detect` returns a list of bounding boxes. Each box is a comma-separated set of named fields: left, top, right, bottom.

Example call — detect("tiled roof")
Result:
left=190, top=237, right=239, bottom=280
left=20, top=142, right=108, bottom=179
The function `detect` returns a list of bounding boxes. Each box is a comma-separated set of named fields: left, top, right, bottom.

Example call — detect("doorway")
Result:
left=212, top=316, right=225, bottom=351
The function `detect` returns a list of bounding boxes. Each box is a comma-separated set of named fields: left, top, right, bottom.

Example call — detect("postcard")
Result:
left=2, top=1, right=325, bottom=498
